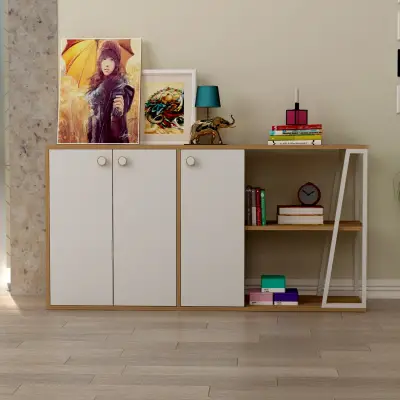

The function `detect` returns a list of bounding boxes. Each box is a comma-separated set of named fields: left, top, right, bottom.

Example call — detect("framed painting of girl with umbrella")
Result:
left=58, top=38, right=142, bottom=144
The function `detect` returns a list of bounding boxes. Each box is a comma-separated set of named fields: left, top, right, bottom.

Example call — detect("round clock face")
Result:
left=298, top=182, right=321, bottom=206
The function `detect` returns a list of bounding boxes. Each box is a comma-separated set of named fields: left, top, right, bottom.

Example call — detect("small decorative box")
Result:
left=273, top=288, right=299, bottom=305
left=261, top=275, right=286, bottom=293
left=249, top=288, right=273, bottom=305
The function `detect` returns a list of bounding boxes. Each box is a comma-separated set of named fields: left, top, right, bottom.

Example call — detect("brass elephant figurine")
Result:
left=190, top=115, right=235, bottom=145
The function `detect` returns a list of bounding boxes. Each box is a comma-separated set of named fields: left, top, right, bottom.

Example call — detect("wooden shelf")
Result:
left=49, top=144, right=369, bottom=151
left=245, top=221, right=362, bottom=232
left=244, top=296, right=364, bottom=312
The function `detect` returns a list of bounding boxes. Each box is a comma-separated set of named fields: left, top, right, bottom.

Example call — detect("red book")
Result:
left=272, top=124, right=322, bottom=131
left=255, top=188, right=262, bottom=226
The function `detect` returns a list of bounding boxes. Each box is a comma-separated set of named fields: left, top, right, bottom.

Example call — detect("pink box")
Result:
left=249, top=289, right=273, bottom=305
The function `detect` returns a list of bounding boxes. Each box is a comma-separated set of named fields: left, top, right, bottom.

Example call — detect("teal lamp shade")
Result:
left=195, top=86, right=221, bottom=108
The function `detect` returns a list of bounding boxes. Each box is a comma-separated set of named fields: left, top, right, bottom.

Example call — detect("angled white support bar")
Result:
left=322, top=150, right=350, bottom=306
left=317, top=152, right=343, bottom=296
left=322, top=149, right=368, bottom=309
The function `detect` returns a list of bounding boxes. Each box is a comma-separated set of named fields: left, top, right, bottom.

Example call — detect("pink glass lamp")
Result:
left=286, top=88, right=308, bottom=125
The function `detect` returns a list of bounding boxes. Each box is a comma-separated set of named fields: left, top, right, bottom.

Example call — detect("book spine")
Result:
left=272, top=124, right=322, bottom=130
left=269, top=130, right=322, bottom=136
left=261, top=189, right=266, bottom=226
left=268, top=140, right=322, bottom=145
left=269, top=135, right=322, bottom=141
left=256, top=188, right=261, bottom=226
left=251, top=189, right=256, bottom=226
left=246, top=186, right=252, bottom=226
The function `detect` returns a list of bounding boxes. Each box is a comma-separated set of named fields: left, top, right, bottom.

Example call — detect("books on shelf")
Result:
left=251, top=188, right=256, bottom=226
left=278, top=214, right=324, bottom=225
left=272, top=124, right=322, bottom=131
left=261, top=275, right=286, bottom=293
left=278, top=205, right=323, bottom=216
left=269, top=135, right=322, bottom=141
left=246, top=185, right=266, bottom=226
left=278, top=204, right=324, bottom=225
left=269, top=124, right=323, bottom=146
left=256, top=188, right=261, bottom=226
left=274, top=288, right=299, bottom=306
left=270, top=130, right=322, bottom=136
left=268, top=140, right=321, bottom=146
left=247, top=275, right=300, bottom=306
left=248, top=288, right=273, bottom=305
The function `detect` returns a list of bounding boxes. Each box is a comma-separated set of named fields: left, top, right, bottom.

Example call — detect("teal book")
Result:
left=261, top=275, right=286, bottom=293
left=260, top=189, right=266, bottom=226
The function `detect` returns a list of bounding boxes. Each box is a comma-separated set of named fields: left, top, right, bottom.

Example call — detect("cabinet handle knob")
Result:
left=118, top=156, right=128, bottom=166
left=97, top=156, right=107, bottom=166
left=186, top=156, right=196, bottom=166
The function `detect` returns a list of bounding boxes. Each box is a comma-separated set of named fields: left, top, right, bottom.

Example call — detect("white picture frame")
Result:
left=140, top=69, right=197, bottom=144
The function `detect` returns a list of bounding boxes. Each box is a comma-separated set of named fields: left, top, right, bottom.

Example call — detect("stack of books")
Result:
left=268, top=124, right=323, bottom=145
left=247, top=275, right=299, bottom=306
left=245, top=185, right=266, bottom=226
left=277, top=205, right=324, bottom=225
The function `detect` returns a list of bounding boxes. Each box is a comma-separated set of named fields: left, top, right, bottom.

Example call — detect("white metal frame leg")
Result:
left=360, top=150, right=368, bottom=307
left=322, top=149, right=368, bottom=309
left=353, top=153, right=361, bottom=294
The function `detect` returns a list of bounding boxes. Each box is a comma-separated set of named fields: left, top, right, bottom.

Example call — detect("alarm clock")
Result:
left=298, top=182, right=321, bottom=206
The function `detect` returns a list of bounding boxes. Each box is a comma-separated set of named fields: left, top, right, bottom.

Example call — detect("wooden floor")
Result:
left=0, top=295, right=399, bottom=399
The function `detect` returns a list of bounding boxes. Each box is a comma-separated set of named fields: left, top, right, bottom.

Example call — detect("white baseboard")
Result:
left=245, top=278, right=400, bottom=299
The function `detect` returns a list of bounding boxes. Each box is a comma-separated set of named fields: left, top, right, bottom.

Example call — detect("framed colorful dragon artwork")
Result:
left=140, top=69, right=197, bottom=144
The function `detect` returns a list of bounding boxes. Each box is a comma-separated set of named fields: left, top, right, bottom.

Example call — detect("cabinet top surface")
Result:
left=48, top=144, right=369, bottom=150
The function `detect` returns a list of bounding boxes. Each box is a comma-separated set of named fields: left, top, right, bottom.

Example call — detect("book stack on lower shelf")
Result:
left=277, top=205, right=324, bottom=225
left=269, top=124, right=323, bottom=146
left=247, top=275, right=299, bottom=306
left=245, top=186, right=266, bottom=226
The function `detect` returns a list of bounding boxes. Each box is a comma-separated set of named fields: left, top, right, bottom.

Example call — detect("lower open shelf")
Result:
left=244, top=295, right=364, bottom=312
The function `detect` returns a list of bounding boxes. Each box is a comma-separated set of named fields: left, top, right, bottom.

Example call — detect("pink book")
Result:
left=249, top=289, right=273, bottom=305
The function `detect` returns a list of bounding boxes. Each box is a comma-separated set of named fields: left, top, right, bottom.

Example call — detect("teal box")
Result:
left=261, top=275, right=286, bottom=293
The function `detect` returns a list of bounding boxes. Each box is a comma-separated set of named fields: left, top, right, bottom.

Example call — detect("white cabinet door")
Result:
left=181, top=150, right=245, bottom=307
left=113, top=150, right=176, bottom=306
left=49, top=150, right=113, bottom=306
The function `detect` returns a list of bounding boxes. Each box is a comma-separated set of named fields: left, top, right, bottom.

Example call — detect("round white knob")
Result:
left=186, top=156, right=195, bottom=166
left=118, top=156, right=127, bottom=166
left=97, top=156, right=107, bottom=166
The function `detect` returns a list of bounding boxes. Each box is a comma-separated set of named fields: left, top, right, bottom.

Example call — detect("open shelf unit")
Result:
left=244, top=145, right=368, bottom=311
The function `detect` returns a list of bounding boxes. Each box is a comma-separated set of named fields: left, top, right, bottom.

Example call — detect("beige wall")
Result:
left=58, top=0, right=400, bottom=282
left=6, top=0, right=400, bottom=293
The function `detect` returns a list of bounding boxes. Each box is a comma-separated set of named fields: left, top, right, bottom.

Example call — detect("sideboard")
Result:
left=46, top=144, right=368, bottom=312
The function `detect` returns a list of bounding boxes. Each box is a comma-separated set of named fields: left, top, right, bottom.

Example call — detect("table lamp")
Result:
left=195, top=85, right=221, bottom=120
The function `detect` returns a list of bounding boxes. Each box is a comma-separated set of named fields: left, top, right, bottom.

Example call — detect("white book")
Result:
left=250, top=301, right=274, bottom=305
left=278, top=206, right=323, bottom=216
left=261, top=288, right=285, bottom=293
left=274, top=301, right=299, bottom=306
left=268, top=140, right=322, bottom=145
left=278, top=215, right=324, bottom=225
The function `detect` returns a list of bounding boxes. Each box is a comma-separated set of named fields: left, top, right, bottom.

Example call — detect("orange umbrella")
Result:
left=61, top=39, right=134, bottom=88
